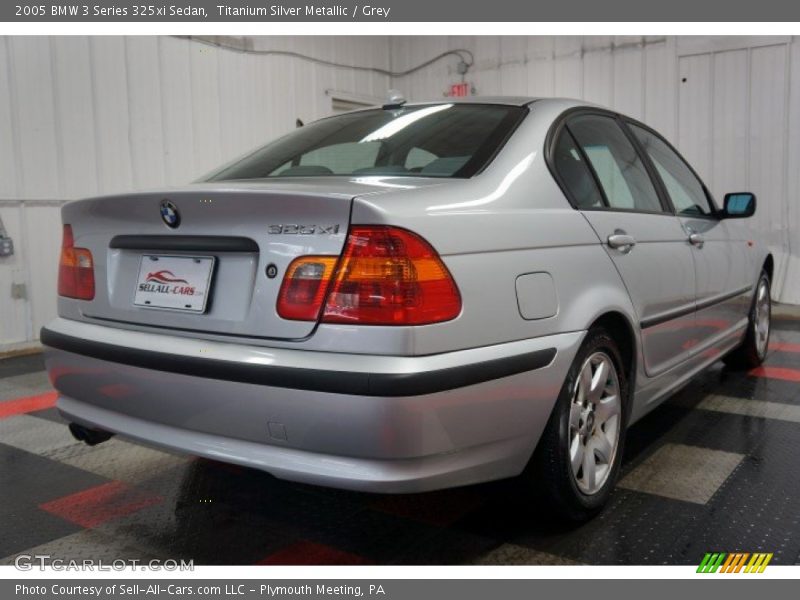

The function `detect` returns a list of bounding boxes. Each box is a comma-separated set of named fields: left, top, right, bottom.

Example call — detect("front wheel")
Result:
left=524, top=328, right=629, bottom=522
left=723, top=271, right=771, bottom=370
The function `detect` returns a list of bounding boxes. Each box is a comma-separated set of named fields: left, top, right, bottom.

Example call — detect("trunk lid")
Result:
left=61, top=180, right=406, bottom=340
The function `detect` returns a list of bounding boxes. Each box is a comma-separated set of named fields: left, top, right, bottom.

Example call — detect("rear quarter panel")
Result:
left=350, top=101, right=640, bottom=356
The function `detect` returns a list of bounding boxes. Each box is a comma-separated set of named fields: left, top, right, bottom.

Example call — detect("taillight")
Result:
left=58, top=224, right=95, bottom=300
left=276, top=256, right=338, bottom=321
left=276, top=226, right=461, bottom=325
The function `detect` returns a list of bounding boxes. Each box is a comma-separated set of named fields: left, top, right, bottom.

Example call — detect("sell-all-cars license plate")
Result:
left=133, top=255, right=215, bottom=313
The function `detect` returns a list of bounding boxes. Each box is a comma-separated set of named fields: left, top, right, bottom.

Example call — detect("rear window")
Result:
left=206, top=104, right=526, bottom=181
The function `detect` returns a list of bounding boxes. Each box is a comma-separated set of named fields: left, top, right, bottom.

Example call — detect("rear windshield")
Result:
left=206, top=103, right=526, bottom=181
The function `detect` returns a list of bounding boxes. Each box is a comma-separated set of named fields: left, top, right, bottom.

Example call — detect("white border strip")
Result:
left=0, top=23, right=799, bottom=35
left=1, top=20, right=799, bottom=582
left=1, top=565, right=799, bottom=579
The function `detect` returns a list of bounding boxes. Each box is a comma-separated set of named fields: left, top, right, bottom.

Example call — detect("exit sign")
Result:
left=449, top=82, right=470, bottom=97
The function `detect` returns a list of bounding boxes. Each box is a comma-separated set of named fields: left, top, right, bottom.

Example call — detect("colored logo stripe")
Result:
left=698, top=552, right=773, bottom=573
left=720, top=553, right=749, bottom=573
left=697, top=553, right=726, bottom=573
left=745, top=553, right=773, bottom=573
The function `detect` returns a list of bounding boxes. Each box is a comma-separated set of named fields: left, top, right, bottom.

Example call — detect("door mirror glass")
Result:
left=723, top=192, right=756, bottom=218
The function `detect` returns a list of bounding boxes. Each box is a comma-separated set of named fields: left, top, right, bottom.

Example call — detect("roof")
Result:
left=389, top=96, right=599, bottom=110
left=315, top=96, right=600, bottom=122
left=407, top=96, right=539, bottom=106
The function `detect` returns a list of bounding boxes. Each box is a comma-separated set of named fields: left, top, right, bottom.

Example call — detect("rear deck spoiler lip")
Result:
left=40, top=326, right=556, bottom=397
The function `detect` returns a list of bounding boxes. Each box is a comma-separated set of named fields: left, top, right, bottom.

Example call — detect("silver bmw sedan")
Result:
left=42, top=97, right=771, bottom=520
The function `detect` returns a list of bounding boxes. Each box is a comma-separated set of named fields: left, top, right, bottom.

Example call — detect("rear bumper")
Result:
left=42, top=318, right=583, bottom=492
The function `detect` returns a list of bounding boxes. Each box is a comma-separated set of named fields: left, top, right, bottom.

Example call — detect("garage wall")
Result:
left=0, top=35, right=391, bottom=200
left=2, top=35, right=799, bottom=352
left=390, top=36, right=800, bottom=306
left=0, top=35, right=390, bottom=352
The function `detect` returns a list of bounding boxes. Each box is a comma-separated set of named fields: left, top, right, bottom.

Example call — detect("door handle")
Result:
left=607, top=233, right=636, bottom=253
left=688, top=233, right=705, bottom=248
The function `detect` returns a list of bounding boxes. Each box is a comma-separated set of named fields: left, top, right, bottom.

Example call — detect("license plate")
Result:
left=134, top=255, right=215, bottom=313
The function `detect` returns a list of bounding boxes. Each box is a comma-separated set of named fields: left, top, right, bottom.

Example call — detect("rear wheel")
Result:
left=525, top=328, right=629, bottom=521
left=723, top=271, right=771, bottom=370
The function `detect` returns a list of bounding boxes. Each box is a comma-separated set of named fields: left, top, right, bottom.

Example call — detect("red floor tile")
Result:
left=749, top=366, right=800, bottom=383
left=258, top=541, right=369, bottom=565
left=39, top=480, right=162, bottom=528
left=770, top=342, right=800, bottom=354
left=0, top=391, right=57, bottom=420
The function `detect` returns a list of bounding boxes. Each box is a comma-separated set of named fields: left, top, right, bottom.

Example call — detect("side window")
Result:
left=628, top=124, right=714, bottom=216
left=568, top=115, right=664, bottom=213
left=552, top=128, right=605, bottom=209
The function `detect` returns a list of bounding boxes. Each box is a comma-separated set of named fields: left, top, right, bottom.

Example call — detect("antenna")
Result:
left=383, top=89, right=407, bottom=109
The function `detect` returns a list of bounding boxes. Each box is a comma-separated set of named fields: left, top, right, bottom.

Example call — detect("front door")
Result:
left=627, top=123, right=752, bottom=353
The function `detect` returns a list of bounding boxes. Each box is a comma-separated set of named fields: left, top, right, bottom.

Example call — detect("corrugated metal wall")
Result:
left=0, top=35, right=390, bottom=351
left=2, top=35, right=799, bottom=351
left=390, top=35, right=800, bottom=306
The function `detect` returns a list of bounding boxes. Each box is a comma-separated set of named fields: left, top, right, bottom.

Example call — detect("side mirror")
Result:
left=722, top=192, right=756, bottom=218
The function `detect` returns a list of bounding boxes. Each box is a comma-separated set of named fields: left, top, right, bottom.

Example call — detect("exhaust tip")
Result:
left=68, top=423, right=113, bottom=446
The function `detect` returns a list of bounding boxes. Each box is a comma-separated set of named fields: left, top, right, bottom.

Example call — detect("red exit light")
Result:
left=449, top=82, right=470, bottom=97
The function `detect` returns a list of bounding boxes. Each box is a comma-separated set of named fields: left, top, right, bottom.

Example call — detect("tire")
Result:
left=723, top=270, right=771, bottom=370
left=524, top=327, right=629, bottom=522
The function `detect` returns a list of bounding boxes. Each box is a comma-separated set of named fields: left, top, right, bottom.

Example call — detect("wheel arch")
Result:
left=588, top=311, right=637, bottom=386
left=763, top=253, right=774, bottom=282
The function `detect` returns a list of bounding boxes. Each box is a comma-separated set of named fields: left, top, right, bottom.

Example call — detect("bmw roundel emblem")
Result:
left=160, top=200, right=180, bottom=229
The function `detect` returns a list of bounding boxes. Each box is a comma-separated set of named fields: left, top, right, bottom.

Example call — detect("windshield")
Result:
left=206, top=103, right=526, bottom=181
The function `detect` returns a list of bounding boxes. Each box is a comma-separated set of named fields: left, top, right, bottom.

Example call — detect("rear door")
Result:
left=627, top=122, right=752, bottom=346
left=552, top=112, right=697, bottom=376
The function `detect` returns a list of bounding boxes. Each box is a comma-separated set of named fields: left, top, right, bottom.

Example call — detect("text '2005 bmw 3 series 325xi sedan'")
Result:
left=42, top=97, right=771, bottom=520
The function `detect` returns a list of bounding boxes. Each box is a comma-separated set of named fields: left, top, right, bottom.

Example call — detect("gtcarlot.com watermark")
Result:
left=14, top=554, right=194, bottom=571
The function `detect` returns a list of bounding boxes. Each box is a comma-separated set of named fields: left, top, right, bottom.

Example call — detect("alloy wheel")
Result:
left=754, top=278, right=771, bottom=359
left=568, top=351, right=622, bottom=495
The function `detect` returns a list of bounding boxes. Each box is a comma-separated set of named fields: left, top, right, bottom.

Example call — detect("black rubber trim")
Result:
left=544, top=105, right=722, bottom=216
left=640, top=285, right=752, bottom=329
left=695, top=285, right=752, bottom=312
left=109, top=235, right=259, bottom=253
left=40, top=327, right=556, bottom=397
left=639, top=303, right=696, bottom=330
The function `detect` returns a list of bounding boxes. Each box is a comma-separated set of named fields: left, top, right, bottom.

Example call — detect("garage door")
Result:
left=678, top=45, right=790, bottom=298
